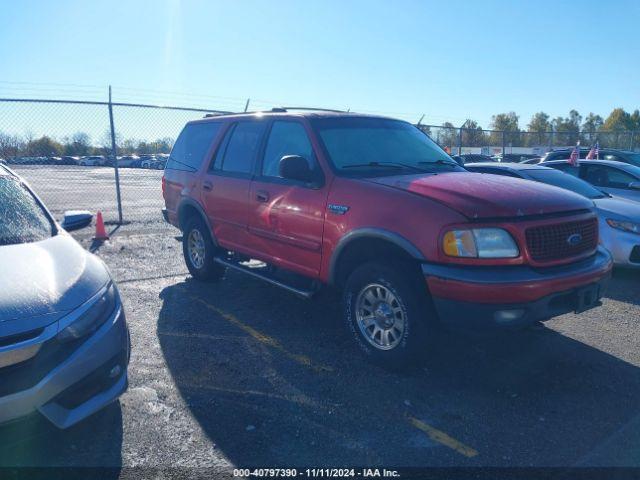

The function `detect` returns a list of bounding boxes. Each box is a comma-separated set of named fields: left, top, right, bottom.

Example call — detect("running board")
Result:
left=213, top=257, right=318, bottom=299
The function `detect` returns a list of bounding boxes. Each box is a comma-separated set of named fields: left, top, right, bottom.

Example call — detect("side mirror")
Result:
left=61, top=210, right=93, bottom=231
left=279, top=155, right=314, bottom=183
left=629, top=181, right=640, bottom=191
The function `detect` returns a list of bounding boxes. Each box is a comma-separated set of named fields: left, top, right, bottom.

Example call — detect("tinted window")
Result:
left=214, top=121, right=266, bottom=174
left=167, top=122, right=222, bottom=172
left=548, top=163, right=580, bottom=177
left=583, top=165, right=637, bottom=189
left=262, top=122, right=316, bottom=178
left=0, top=178, right=53, bottom=246
left=525, top=169, right=605, bottom=199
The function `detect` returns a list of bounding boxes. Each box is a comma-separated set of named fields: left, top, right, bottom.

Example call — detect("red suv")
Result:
left=162, top=109, right=612, bottom=368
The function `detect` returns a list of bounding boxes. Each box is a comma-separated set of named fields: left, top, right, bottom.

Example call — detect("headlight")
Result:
left=57, top=283, right=118, bottom=342
left=606, top=219, right=640, bottom=235
left=443, top=228, right=519, bottom=258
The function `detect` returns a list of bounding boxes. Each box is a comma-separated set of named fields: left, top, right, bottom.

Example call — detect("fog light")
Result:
left=109, top=365, right=122, bottom=379
left=494, top=309, right=526, bottom=324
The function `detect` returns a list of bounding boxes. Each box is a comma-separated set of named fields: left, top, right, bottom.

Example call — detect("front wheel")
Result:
left=182, top=216, right=226, bottom=282
left=343, top=261, right=434, bottom=369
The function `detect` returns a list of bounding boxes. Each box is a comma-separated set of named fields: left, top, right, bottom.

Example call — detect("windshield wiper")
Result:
left=417, top=159, right=459, bottom=168
left=342, top=161, right=427, bottom=172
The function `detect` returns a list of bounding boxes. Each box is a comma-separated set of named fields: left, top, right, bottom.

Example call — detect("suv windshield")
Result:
left=0, top=177, right=54, bottom=246
left=525, top=169, right=606, bottom=199
left=311, top=117, right=461, bottom=175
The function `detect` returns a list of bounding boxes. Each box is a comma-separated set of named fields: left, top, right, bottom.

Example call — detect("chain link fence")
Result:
left=1, top=96, right=638, bottom=226
left=422, top=125, right=638, bottom=158
left=0, top=97, right=227, bottom=225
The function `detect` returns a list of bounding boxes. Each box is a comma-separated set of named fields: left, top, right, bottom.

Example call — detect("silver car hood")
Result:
left=594, top=196, right=640, bottom=221
left=0, top=234, right=109, bottom=334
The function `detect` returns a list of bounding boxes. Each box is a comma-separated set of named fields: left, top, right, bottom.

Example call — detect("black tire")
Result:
left=343, top=261, right=434, bottom=370
left=182, top=216, right=226, bottom=282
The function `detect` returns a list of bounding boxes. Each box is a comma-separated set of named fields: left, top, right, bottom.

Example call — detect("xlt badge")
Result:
left=328, top=204, right=350, bottom=215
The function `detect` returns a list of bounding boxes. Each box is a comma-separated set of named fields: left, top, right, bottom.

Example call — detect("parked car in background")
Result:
left=544, top=160, right=640, bottom=203
left=152, top=158, right=166, bottom=170
left=79, top=155, right=105, bottom=166
left=140, top=155, right=158, bottom=168
left=493, top=153, right=540, bottom=163
left=451, top=154, right=495, bottom=165
left=542, top=148, right=640, bottom=167
left=0, top=164, right=130, bottom=428
left=162, top=110, right=612, bottom=369
left=520, top=157, right=543, bottom=164
left=466, top=162, right=640, bottom=268
left=60, top=156, right=80, bottom=165
left=116, top=155, right=140, bottom=168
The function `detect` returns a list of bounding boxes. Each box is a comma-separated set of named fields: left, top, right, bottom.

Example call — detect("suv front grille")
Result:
left=525, top=218, right=598, bottom=263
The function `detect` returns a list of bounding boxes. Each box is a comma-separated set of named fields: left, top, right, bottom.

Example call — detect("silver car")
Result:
left=0, top=164, right=129, bottom=428
left=544, top=159, right=640, bottom=203
left=465, top=162, right=640, bottom=268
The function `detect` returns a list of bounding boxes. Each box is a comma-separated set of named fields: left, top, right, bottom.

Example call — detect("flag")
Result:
left=568, top=142, right=580, bottom=166
left=586, top=141, right=599, bottom=160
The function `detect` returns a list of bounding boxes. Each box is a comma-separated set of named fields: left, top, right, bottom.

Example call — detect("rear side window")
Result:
left=213, top=121, right=266, bottom=174
left=0, top=178, right=53, bottom=246
left=583, top=165, right=636, bottom=188
left=166, top=122, right=222, bottom=172
left=262, top=121, right=316, bottom=178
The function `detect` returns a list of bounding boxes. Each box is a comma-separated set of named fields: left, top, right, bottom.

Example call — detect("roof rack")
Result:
left=276, top=106, right=347, bottom=113
left=201, top=106, right=348, bottom=119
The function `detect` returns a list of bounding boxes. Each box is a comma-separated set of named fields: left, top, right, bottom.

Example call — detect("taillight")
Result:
left=161, top=175, right=166, bottom=197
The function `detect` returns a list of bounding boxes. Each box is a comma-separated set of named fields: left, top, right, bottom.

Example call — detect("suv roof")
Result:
left=193, top=109, right=390, bottom=125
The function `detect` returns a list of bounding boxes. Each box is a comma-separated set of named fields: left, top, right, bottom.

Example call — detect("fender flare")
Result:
left=328, top=228, right=426, bottom=285
left=177, top=198, right=219, bottom=246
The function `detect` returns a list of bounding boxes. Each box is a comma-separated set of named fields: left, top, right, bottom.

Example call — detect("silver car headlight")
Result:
left=57, top=283, right=118, bottom=342
left=606, top=219, right=640, bottom=235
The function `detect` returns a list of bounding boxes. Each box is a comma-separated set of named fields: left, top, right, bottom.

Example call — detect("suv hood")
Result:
left=0, top=235, right=109, bottom=333
left=366, top=172, right=593, bottom=219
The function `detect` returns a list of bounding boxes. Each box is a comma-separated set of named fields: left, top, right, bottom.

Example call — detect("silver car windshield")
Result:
left=0, top=177, right=54, bottom=246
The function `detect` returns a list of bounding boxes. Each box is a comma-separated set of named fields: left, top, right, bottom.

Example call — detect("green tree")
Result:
left=26, top=136, right=63, bottom=157
left=461, top=119, right=485, bottom=147
left=490, top=112, right=520, bottom=146
left=603, top=108, right=633, bottom=131
left=527, top=112, right=551, bottom=146
left=436, top=121, right=458, bottom=150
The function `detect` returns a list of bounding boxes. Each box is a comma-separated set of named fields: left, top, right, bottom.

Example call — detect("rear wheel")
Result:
left=182, top=216, right=226, bottom=282
left=343, top=261, right=434, bottom=369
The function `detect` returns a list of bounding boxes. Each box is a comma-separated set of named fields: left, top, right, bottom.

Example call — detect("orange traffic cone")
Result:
left=94, top=211, right=109, bottom=240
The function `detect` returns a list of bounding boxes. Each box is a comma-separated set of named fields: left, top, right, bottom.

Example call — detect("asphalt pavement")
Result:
left=1, top=221, right=639, bottom=477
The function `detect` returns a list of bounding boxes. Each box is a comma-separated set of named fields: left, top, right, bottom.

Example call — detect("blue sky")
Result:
left=1, top=0, right=639, bottom=130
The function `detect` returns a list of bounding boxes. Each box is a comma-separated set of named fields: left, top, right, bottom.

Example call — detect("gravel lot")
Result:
left=0, top=221, right=639, bottom=476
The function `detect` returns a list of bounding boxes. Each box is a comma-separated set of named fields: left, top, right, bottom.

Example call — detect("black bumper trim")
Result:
left=432, top=275, right=610, bottom=331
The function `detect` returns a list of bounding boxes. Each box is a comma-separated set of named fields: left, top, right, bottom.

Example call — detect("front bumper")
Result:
left=0, top=304, right=130, bottom=429
left=423, top=246, right=613, bottom=330
left=600, top=225, right=640, bottom=268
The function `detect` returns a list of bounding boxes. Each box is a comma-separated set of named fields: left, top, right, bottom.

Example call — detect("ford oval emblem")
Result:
left=567, top=233, right=582, bottom=246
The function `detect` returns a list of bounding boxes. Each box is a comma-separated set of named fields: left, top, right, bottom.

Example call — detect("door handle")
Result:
left=256, top=190, right=270, bottom=203
left=203, top=181, right=213, bottom=191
